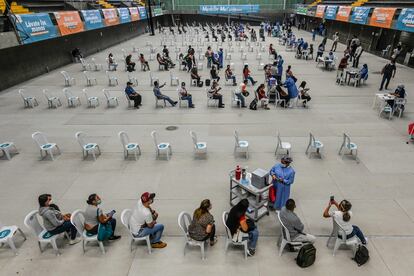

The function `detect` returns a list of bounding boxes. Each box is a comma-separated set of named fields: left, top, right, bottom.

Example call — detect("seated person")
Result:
left=191, top=67, right=201, bottom=84
left=298, top=81, right=311, bottom=107
left=323, top=199, right=367, bottom=245
left=210, top=65, right=220, bottom=82
left=212, top=52, right=221, bottom=68
left=153, top=81, right=177, bottom=106
left=387, top=84, right=406, bottom=110
left=162, top=45, right=169, bottom=58
left=225, top=65, right=237, bottom=86
left=188, top=199, right=217, bottom=246
left=284, top=75, right=299, bottom=100
left=139, top=54, right=150, bottom=71
left=84, top=194, right=121, bottom=240
left=235, top=80, right=249, bottom=108
left=38, top=194, right=80, bottom=245
left=269, top=43, right=277, bottom=59
left=280, top=199, right=316, bottom=244
left=125, top=81, right=142, bottom=109
left=156, top=53, right=168, bottom=71
left=208, top=81, right=224, bottom=108
left=162, top=52, right=175, bottom=68
left=359, top=64, right=369, bottom=81
left=226, top=199, right=259, bottom=256
left=185, top=53, right=193, bottom=72
left=125, top=54, right=136, bottom=72
left=243, top=65, right=257, bottom=85
left=276, top=84, right=290, bottom=107
left=130, top=192, right=167, bottom=249
left=256, top=83, right=270, bottom=110
left=179, top=82, right=195, bottom=108
left=71, top=47, right=83, bottom=60
left=108, top=53, right=118, bottom=71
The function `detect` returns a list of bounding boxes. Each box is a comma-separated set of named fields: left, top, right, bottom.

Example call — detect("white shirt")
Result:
left=129, top=200, right=153, bottom=234
left=355, top=46, right=363, bottom=56
left=330, top=210, right=353, bottom=235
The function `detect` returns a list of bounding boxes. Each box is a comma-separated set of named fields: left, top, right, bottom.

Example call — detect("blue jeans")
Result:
left=228, top=75, right=236, bottom=84
left=245, top=76, right=255, bottom=85
left=340, top=225, right=366, bottom=244
left=235, top=92, right=245, bottom=106
left=243, top=228, right=259, bottom=250
left=135, top=224, right=164, bottom=244
left=158, top=95, right=175, bottom=106
left=48, top=221, right=77, bottom=240
left=181, top=95, right=193, bottom=106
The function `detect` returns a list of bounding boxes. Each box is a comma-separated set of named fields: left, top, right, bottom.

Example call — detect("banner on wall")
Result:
left=153, top=7, right=163, bottom=16
left=81, top=10, right=104, bottom=30
left=138, top=6, right=147, bottom=19
left=296, top=6, right=308, bottom=15
left=117, top=8, right=131, bottom=24
left=351, top=7, right=371, bottom=25
left=396, top=8, right=414, bottom=32
left=129, top=7, right=140, bottom=21
left=324, top=5, right=338, bottom=20
left=315, top=5, right=326, bottom=18
left=199, top=5, right=260, bottom=14
left=13, top=13, right=59, bottom=44
left=369, top=7, right=397, bottom=28
left=54, top=11, right=84, bottom=36
left=336, top=6, right=352, bottom=22
left=102, top=8, right=119, bottom=26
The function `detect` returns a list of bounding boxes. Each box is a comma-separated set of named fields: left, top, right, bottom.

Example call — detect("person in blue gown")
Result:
left=269, top=156, right=296, bottom=210
left=284, top=76, right=299, bottom=99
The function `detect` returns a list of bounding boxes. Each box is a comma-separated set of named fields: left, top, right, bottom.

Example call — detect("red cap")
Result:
left=141, top=192, right=156, bottom=203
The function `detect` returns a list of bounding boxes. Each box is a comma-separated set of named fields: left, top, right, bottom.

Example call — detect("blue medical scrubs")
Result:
left=269, top=163, right=296, bottom=210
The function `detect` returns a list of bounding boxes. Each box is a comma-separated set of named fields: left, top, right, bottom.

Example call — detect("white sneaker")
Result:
left=69, top=238, right=81, bottom=245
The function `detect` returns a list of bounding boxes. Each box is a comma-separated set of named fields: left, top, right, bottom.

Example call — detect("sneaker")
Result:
left=247, top=248, right=255, bottom=256
left=219, top=105, right=225, bottom=108
left=210, top=236, right=218, bottom=246
left=108, top=235, right=121, bottom=241
left=190, top=105, right=195, bottom=108
left=151, top=241, right=167, bottom=248
left=173, top=101, right=178, bottom=106
left=69, top=238, right=81, bottom=245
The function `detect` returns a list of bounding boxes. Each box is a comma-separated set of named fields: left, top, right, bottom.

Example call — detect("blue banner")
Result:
left=138, top=7, right=147, bottom=19
left=199, top=5, right=260, bottom=14
left=81, top=10, right=104, bottom=30
left=324, top=5, right=338, bottom=20
left=351, top=7, right=371, bottom=25
left=396, top=8, right=414, bottom=32
left=117, top=8, right=131, bottom=24
left=13, top=13, right=58, bottom=44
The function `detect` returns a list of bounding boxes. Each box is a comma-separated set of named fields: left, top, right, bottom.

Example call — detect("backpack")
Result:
left=296, top=244, right=316, bottom=268
left=249, top=98, right=257, bottom=110
left=353, top=245, right=369, bottom=266
left=205, top=79, right=211, bottom=87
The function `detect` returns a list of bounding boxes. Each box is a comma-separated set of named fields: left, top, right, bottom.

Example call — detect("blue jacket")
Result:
left=284, top=77, right=298, bottom=98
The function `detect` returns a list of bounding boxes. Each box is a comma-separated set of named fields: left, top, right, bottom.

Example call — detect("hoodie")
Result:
left=39, top=206, right=64, bottom=231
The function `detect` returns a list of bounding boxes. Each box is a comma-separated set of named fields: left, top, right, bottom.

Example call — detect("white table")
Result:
left=372, top=93, right=395, bottom=110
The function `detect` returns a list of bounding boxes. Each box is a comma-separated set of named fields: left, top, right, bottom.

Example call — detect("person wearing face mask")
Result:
left=188, top=199, right=217, bottom=246
left=269, top=156, right=296, bottom=210
left=84, top=194, right=121, bottom=240
left=38, top=194, right=81, bottom=245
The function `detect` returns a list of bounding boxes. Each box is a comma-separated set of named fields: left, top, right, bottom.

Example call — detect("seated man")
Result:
left=280, top=199, right=316, bottom=244
left=125, top=81, right=142, bottom=109
left=387, top=84, right=406, bottom=110
left=139, top=54, right=150, bottom=71
left=256, top=83, right=270, bottom=110
left=125, top=54, right=135, bottom=72
left=179, top=82, right=195, bottom=108
left=208, top=81, right=224, bottom=108
left=225, top=65, right=237, bottom=86
left=130, top=192, right=167, bottom=248
left=235, top=80, right=249, bottom=108
left=156, top=53, right=168, bottom=71
left=153, top=81, right=177, bottom=106
left=210, top=65, right=220, bottom=82
left=38, top=194, right=80, bottom=245
left=108, top=53, right=118, bottom=71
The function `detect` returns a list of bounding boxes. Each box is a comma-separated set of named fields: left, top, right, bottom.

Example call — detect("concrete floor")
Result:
left=0, top=27, right=413, bottom=276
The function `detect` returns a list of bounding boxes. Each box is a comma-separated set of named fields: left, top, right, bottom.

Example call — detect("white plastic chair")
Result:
left=75, top=131, right=101, bottom=161
left=24, top=210, right=66, bottom=255
left=326, top=218, right=359, bottom=256
left=151, top=130, right=172, bottom=160
left=206, top=88, right=219, bottom=107
left=234, top=130, right=249, bottom=159
left=32, top=131, right=60, bottom=160
left=103, top=89, right=119, bottom=108
left=0, top=220, right=26, bottom=255
left=394, top=98, right=407, bottom=118
left=379, top=104, right=393, bottom=120
left=277, top=211, right=307, bottom=256
left=43, top=89, right=62, bottom=108
left=338, top=133, right=358, bottom=161
left=225, top=52, right=232, bottom=60
left=106, top=71, right=118, bottom=86
left=120, top=209, right=151, bottom=253
left=0, top=141, right=18, bottom=160
left=274, top=133, right=291, bottom=156
left=231, top=90, right=241, bottom=108
left=170, top=72, right=179, bottom=86
left=83, top=71, right=97, bottom=86
left=18, top=89, right=38, bottom=108
left=118, top=131, right=141, bottom=160
left=189, top=130, right=207, bottom=155
left=60, top=71, right=76, bottom=87
left=70, top=210, right=105, bottom=254
left=149, top=71, right=159, bottom=86
left=91, top=58, right=103, bottom=71
left=128, top=73, right=138, bottom=86
left=82, top=89, right=99, bottom=108
left=178, top=211, right=206, bottom=260
left=63, top=88, right=81, bottom=107
left=305, top=133, right=323, bottom=158
left=79, top=58, right=91, bottom=71
left=222, top=211, right=248, bottom=259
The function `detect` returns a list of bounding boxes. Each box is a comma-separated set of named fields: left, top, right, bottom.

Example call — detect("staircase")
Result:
left=1, top=0, right=30, bottom=14
left=352, top=0, right=369, bottom=7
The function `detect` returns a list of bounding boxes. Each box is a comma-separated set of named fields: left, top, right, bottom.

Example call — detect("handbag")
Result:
left=232, top=229, right=249, bottom=243
left=97, top=209, right=113, bottom=241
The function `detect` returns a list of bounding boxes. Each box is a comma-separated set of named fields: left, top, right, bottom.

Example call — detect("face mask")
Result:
left=48, top=199, right=53, bottom=205
left=96, top=200, right=102, bottom=205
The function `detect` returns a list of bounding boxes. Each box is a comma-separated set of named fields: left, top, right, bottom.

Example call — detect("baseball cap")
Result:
left=281, top=156, right=293, bottom=163
left=141, top=192, right=156, bottom=203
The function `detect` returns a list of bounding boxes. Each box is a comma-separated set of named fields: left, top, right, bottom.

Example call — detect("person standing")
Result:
left=379, top=60, right=396, bottom=91
left=125, top=82, right=142, bottom=109
left=269, top=156, right=296, bottom=210
left=276, top=55, right=284, bottom=83
left=331, top=32, right=339, bottom=52
left=353, top=45, right=363, bottom=68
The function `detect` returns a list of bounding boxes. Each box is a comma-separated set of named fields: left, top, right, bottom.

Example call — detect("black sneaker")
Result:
left=247, top=248, right=255, bottom=256
left=109, top=235, right=121, bottom=241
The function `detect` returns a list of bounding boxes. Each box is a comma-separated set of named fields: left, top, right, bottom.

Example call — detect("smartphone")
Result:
left=108, top=210, right=116, bottom=217
left=330, top=196, right=335, bottom=202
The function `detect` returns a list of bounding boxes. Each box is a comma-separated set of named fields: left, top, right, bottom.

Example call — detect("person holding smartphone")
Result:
left=84, top=194, right=121, bottom=240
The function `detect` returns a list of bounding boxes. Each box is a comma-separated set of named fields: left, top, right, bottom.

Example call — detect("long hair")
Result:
left=226, top=199, right=249, bottom=235
left=340, top=200, right=352, bottom=222
left=193, top=199, right=211, bottom=221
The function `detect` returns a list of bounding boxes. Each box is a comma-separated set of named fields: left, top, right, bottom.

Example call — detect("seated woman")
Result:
left=188, top=199, right=216, bottom=246
left=243, top=65, right=257, bottom=85
left=185, top=53, right=193, bottom=72
left=178, top=82, right=194, bottom=108
left=359, top=64, right=369, bottom=82
left=125, top=54, right=135, bottom=72
left=191, top=67, right=201, bottom=84
left=298, top=81, right=311, bottom=107
left=139, top=53, right=150, bottom=71
left=225, top=65, right=237, bottom=86
left=276, top=84, right=290, bottom=107
left=208, top=81, right=224, bottom=108
left=269, top=43, right=277, bottom=60
left=256, top=84, right=270, bottom=110
left=323, top=199, right=367, bottom=245
left=226, top=199, right=259, bottom=256
left=156, top=53, right=168, bottom=71
left=162, top=52, right=175, bottom=68
left=210, top=65, right=220, bottom=82
left=108, top=53, right=118, bottom=71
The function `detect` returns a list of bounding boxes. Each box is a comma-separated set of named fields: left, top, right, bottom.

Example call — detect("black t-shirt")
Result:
left=383, top=63, right=396, bottom=76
